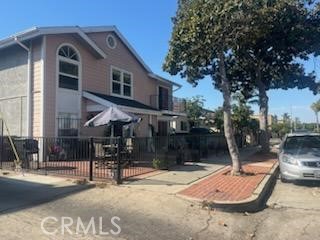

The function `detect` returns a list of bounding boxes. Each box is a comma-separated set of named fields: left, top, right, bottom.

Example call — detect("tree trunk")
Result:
left=218, top=50, right=242, bottom=175
left=316, top=113, right=319, bottom=132
left=255, top=67, right=270, bottom=153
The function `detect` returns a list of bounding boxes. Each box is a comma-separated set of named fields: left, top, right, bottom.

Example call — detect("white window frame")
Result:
left=55, top=43, right=82, bottom=137
left=58, top=46, right=80, bottom=91
left=110, top=66, right=133, bottom=99
left=106, top=34, right=117, bottom=49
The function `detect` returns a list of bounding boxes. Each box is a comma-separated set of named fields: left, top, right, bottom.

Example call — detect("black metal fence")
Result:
left=0, top=134, right=248, bottom=183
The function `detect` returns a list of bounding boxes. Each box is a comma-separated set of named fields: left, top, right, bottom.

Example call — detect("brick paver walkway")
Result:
left=178, top=153, right=277, bottom=202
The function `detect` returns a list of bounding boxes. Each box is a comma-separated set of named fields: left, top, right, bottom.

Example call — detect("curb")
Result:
left=206, top=162, right=279, bottom=212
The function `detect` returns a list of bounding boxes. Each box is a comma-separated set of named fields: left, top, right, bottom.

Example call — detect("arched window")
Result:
left=58, top=45, right=80, bottom=90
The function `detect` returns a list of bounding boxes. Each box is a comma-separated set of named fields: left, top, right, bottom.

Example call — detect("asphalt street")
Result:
left=0, top=174, right=320, bottom=239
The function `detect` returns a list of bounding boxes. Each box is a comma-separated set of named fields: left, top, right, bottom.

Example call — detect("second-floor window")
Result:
left=58, top=45, right=80, bottom=91
left=111, top=67, right=132, bottom=98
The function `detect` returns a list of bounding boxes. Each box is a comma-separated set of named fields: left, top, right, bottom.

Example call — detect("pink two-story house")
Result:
left=0, top=26, right=188, bottom=138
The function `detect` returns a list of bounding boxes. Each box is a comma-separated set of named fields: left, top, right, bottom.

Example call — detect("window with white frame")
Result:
left=58, top=45, right=80, bottom=91
left=111, top=67, right=132, bottom=97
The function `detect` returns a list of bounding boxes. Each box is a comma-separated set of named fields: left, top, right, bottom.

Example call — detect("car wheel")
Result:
left=280, top=174, right=289, bottom=183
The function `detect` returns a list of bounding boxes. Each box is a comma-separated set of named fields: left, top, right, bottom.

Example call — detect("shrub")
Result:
left=152, top=157, right=169, bottom=170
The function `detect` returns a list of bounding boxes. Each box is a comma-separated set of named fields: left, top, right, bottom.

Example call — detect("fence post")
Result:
left=154, top=136, right=157, bottom=160
left=199, top=135, right=201, bottom=160
left=116, top=137, right=122, bottom=184
left=89, top=137, right=93, bottom=181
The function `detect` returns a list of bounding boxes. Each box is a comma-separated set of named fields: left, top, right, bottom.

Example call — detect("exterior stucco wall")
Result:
left=0, top=45, right=28, bottom=136
left=45, top=34, right=85, bottom=137
left=32, top=38, right=43, bottom=137
left=86, top=32, right=161, bottom=104
left=44, top=32, right=171, bottom=137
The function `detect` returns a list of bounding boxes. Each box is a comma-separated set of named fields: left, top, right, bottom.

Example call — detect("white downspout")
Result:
left=14, top=37, right=32, bottom=137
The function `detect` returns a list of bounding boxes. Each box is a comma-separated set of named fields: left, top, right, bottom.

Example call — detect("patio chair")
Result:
left=119, top=139, right=134, bottom=167
left=94, top=142, right=117, bottom=169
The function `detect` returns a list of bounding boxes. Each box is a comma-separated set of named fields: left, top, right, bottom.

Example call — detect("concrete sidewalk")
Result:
left=123, top=146, right=259, bottom=194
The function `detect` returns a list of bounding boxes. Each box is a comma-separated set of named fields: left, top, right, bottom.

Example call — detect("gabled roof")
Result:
left=0, top=26, right=181, bottom=88
left=0, top=26, right=107, bottom=59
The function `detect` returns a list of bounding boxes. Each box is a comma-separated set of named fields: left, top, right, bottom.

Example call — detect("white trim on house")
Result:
left=55, top=43, right=82, bottom=137
left=86, top=104, right=161, bottom=116
left=0, top=26, right=107, bottom=59
left=82, top=26, right=153, bottom=73
left=57, top=43, right=82, bottom=91
left=160, top=110, right=187, bottom=117
left=41, top=35, right=47, bottom=137
left=83, top=91, right=161, bottom=116
left=75, top=27, right=107, bottom=58
left=0, top=26, right=180, bottom=87
left=106, top=34, right=117, bottom=49
left=83, top=91, right=116, bottom=108
left=110, top=65, right=133, bottom=99
left=148, top=73, right=181, bottom=88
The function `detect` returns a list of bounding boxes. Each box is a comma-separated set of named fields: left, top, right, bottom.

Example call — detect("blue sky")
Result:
left=1, top=0, right=319, bottom=122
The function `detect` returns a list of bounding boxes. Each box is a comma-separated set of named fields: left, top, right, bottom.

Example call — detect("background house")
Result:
left=0, top=26, right=187, bottom=138
left=250, top=114, right=277, bottom=130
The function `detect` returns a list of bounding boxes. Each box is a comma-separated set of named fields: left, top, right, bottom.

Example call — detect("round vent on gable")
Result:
left=106, top=34, right=117, bottom=49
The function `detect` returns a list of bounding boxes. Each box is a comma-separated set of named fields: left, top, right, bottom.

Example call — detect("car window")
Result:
left=284, top=136, right=320, bottom=149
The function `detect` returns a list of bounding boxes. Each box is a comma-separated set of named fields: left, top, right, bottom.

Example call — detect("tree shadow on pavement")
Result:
left=0, top=176, right=93, bottom=215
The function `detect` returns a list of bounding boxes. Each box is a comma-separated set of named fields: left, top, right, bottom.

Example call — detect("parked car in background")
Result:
left=278, top=132, right=320, bottom=182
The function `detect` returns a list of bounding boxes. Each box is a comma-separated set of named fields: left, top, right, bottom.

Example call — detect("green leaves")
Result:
left=311, top=100, right=320, bottom=113
left=163, top=0, right=251, bottom=85
left=185, top=95, right=205, bottom=125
